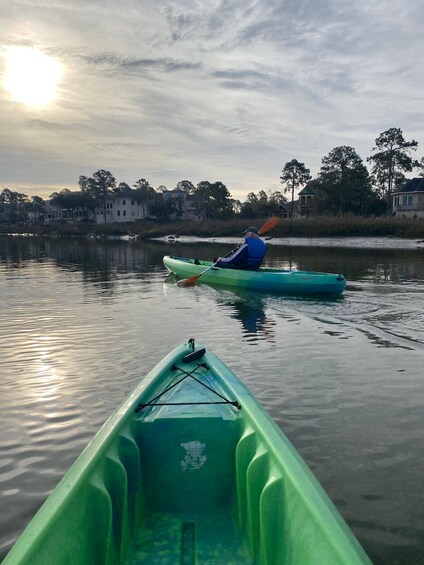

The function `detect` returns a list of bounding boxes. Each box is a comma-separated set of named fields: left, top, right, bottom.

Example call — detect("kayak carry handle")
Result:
left=182, top=348, right=206, bottom=363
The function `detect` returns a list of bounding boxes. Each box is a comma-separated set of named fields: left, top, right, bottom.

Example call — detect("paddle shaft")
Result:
left=195, top=262, right=217, bottom=278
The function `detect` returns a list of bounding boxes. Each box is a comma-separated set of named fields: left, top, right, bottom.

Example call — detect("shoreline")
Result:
left=1, top=231, right=424, bottom=250
left=153, top=235, right=424, bottom=249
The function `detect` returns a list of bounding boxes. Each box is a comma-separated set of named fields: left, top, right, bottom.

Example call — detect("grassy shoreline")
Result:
left=0, top=216, right=423, bottom=239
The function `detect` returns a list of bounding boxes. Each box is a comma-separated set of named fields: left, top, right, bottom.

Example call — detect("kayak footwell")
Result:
left=127, top=512, right=249, bottom=564
left=129, top=373, right=246, bottom=563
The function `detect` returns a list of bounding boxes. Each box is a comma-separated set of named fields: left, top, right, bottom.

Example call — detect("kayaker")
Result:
left=216, top=226, right=266, bottom=270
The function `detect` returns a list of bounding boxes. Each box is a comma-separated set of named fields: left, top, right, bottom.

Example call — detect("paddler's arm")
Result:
left=216, top=243, right=248, bottom=266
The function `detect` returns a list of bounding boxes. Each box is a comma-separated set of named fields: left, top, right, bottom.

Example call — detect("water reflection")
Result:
left=214, top=290, right=276, bottom=343
left=1, top=236, right=424, bottom=352
left=1, top=235, right=424, bottom=564
left=1, top=236, right=424, bottom=286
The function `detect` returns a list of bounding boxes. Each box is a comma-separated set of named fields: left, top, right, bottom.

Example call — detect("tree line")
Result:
left=280, top=127, right=423, bottom=217
left=1, top=127, right=423, bottom=225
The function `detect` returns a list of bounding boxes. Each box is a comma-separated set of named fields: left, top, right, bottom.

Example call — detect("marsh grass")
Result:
left=139, top=215, right=424, bottom=239
left=0, top=215, right=423, bottom=239
left=273, top=215, right=424, bottom=238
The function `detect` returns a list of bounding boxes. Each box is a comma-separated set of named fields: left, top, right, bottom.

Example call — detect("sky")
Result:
left=0, top=0, right=423, bottom=202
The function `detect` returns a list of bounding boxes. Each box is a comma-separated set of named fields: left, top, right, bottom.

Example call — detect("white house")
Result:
left=44, top=188, right=204, bottom=225
left=94, top=190, right=148, bottom=224
left=392, top=178, right=424, bottom=218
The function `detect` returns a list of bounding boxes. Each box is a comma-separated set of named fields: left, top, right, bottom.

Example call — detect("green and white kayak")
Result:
left=163, top=256, right=347, bottom=296
left=4, top=340, right=370, bottom=565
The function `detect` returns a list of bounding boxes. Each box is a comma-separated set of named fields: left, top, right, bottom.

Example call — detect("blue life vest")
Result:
left=245, top=236, right=266, bottom=268
left=216, top=236, right=266, bottom=270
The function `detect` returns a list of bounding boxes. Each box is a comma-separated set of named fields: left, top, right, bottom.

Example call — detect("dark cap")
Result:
left=243, top=226, right=259, bottom=235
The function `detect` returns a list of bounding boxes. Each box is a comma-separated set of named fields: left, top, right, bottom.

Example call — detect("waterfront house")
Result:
left=162, top=190, right=203, bottom=221
left=298, top=185, right=317, bottom=217
left=281, top=185, right=317, bottom=219
left=392, top=178, right=424, bottom=218
left=44, top=189, right=148, bottom=225
left=94, top=189, right=148, bottom=224
left=281, top=201, right=298, bottom=219
left=44, top=200, right=93, bottom=224
left=44, top=188, right=204, bottom=225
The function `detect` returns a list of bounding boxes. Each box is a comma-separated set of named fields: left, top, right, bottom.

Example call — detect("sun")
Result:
left=3, top=47, right=63, bottom=107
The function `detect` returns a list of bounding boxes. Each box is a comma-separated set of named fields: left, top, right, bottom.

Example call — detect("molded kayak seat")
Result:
left=137, top=416, right=241, bottom=512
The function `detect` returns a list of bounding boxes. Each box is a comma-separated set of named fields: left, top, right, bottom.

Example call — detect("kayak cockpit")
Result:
left=129, top=352, right=248, bottom=563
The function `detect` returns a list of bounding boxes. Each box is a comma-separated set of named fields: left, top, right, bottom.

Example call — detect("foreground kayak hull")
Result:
left=163, top=256, right=346, bottom=296
left=4, top=340, right=370, bottom=564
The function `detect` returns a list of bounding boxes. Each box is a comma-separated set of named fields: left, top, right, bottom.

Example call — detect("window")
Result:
left=402, top=196, right=413, bottom=206
left=123, top=200, right=126, bottom=205
left=131, top=200, right=134, bottom=205
left=394, top=196, right=399, bottom=206
left=117, top=210, right=121, bottom=216
left=123, top=210, right=126, bottom=217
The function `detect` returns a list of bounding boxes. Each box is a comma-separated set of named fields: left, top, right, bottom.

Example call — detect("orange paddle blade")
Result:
left=258, top=216, right=280, bottom=235
left=177, top=275, right=201, bottom=287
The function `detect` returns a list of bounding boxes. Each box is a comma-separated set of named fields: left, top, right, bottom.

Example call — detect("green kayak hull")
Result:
left=4, top=340, right=370, bottom=565
left=163, top=256, right=347, bottom=296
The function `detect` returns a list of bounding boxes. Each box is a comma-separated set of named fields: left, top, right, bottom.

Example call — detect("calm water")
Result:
left=1, top=236, right=424, bottom=564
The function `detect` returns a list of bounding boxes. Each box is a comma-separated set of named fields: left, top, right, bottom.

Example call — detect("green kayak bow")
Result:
left=4, top=340, right=370, bottom=564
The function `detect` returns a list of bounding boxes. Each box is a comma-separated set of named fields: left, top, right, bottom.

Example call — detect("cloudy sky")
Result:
left=0, top=0, right=423, bottom=201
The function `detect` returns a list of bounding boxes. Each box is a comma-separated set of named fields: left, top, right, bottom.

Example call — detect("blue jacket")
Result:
left=217, top=236, right=266, bottom=270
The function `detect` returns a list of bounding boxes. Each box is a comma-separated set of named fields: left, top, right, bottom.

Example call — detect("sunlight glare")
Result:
left=4, top=47, right=63, bottom=106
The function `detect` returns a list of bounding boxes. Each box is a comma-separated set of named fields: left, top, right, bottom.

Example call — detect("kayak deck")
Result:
left=4, top=341, right=370, bottom=565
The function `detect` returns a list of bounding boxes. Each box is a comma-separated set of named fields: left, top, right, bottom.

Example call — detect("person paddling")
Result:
left=216, top=226, right=266, bottom=271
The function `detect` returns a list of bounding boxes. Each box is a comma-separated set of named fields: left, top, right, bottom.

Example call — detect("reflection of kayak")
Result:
left=163, top=255, right=347, bottom=296
left=4, top=340, right=370, bottom=564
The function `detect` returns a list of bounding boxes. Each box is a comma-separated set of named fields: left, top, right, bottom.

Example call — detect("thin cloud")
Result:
left=0, top=0, right=423, bottom=198
left=81, top=53, right=201, bottom=73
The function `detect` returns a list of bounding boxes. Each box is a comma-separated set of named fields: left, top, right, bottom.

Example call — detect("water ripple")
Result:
left=1, top=239, right=424, bottom=564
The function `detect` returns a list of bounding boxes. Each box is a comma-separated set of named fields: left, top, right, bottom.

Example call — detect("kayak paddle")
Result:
left=177, top=216, right=280, bottom=287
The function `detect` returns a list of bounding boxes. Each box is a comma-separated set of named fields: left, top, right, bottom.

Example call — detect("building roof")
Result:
left=113, top=188, right=136, bottom=198
left=394, top=177, right=424, bottom=194
left=298, top=185, right=316, bottom=196
left=281, top=200, right=298, bottom=212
